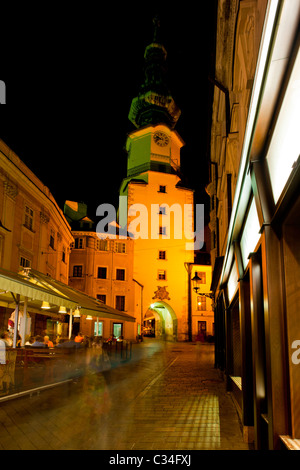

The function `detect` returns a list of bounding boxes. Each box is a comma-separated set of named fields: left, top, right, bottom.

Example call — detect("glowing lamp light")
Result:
left=86, top=315, right=93, bottom=321
left=41, top=301, right=51, bottom=309
left=266, top=48, right=300, bottom=204
left=59, top=306, right=67, bottom=314
left=73, top=307, right=81, bottom=317
left=240, top=198, right=260, bottom=270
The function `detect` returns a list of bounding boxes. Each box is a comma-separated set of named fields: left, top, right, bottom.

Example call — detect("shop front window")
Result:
left=113, top=323, right=123, bottom=339
left=266, top=48, right=300, bottom=204
left=228, top=295, right=242, bottom=382
left=94, top=321, right=103, bottom=336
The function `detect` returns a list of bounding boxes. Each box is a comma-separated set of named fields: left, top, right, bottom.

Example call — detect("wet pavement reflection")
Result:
left=0, top=339, right=250, bottom=450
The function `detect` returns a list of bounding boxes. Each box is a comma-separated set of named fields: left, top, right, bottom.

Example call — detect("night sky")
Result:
left=0, top=4, right=217, bottom=223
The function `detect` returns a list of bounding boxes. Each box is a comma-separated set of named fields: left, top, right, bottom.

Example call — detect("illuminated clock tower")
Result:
left=119, top=18, right=194, bottom=341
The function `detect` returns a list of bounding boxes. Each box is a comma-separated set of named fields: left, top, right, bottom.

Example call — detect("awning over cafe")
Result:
left=0, top=267, right=136, bottom=323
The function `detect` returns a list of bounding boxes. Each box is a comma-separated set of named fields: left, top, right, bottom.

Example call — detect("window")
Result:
left=116, top=268, right=125, bottom=281
left=159, top=250, right=166, bottom=260
left=116, top=296, right=125, bottom=311
left=159, top=206, right=166, bottom=215
left=197, top=296, right=206, bottom=311
left=240, top=198, right=260, bottom=270
left=113, top=323, right=123, bottom=338
left=97, top=267, right=107, bottom=279
left=158, top=185, right=166, bottom=193
left=228, top=296, right=242, bottom=378
left=158, top=270, right=166, bottom=280
left=24, top=205, right=34, bottom=231
left=20, top=256, right=31, bottom=268
left=49, top=229, right=55, bottom=249
left=94, top=321, right=103, bottom=336
left=97, top=294, right=106, bottom=304
left=266, top=48, right=300, bottom=204
left=73, top=265, right=83, bottom=277
left=62, top=246, right=66, bottom=263
left=159, top=226, right=166, bottom=235
left=197, top=272, right=206, bottom=284
left=97, top=239, right=108, bottom=251
left=74, top=238, right=84, bottom=249
left=115, top=242, right=126, bottom=253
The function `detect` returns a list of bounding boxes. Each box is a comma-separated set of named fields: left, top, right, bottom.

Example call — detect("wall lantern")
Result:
left=191, top=272, right=214, bottom=299
left=59, top=306, right=67, bottom=314
left=86, top=315, right=93, bottom=321
left=191, top=272, right=202, bottom=293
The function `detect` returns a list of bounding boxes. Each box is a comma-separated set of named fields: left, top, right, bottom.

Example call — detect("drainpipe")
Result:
left=210, top=160, right=220, bottom=257
left=133, top=279, right=144, bottom=335
left=184, top=262, right=193, bottom=342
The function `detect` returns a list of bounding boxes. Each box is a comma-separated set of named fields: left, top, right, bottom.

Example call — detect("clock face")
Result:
left=153, top=131, right=170, bottom=147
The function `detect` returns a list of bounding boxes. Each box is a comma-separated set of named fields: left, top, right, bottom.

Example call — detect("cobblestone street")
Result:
left=0, top=340, right=250, bottom=451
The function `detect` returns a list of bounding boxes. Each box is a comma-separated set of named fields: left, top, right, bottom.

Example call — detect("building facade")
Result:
left=208, top=0, right=300, bottom=449
left=0, top=138, right=74, bottom=339
left=68, top=230, right=137, bottom=340
left=0, top=139, right=73, bottom=281
left=65, top=202, right=138, bottom=341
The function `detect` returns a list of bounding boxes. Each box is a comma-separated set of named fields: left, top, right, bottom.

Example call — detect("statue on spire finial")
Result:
left=153, top=15, right=161, bottom=43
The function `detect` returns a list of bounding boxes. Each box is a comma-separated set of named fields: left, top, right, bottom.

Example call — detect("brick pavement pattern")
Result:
left=0, top=341, right=250, bottom=450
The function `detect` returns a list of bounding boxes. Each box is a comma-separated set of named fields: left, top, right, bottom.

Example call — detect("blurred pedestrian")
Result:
left=0, top=329, right=11, bottom=364
left=55, top=334, right=83, bottom=349
left=31, top=335, right=47, bottom=347
left=0, top=329, right=12, bottom=347
left=44, top=335, right=54, bottom=348
left=25, top=335, right=35, bottom=346
left=75, top=332, right=84, bottom=343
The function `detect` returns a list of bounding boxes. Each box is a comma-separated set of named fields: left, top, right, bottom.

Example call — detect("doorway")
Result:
left=197, top=321, right=207, bottom=341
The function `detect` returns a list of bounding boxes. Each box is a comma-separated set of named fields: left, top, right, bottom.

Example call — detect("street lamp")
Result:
left=191, top=272, right=214, bottom=299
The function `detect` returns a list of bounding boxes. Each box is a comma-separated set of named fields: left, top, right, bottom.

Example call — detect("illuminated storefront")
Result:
left=211, top=1, right=300, bottom=449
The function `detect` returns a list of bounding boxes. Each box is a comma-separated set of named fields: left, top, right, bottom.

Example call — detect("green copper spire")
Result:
left=128, top=17, right=181, bottom=129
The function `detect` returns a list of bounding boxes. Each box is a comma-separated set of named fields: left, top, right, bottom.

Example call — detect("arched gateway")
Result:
left=144, top=301, right=178, bottom=341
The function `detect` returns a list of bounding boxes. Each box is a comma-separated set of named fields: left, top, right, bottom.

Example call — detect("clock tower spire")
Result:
left=121, top=17, right=185, bottom=182
left=118, top=17, right=195, bottom=342
left=128, top=16, right=181, bottom=130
